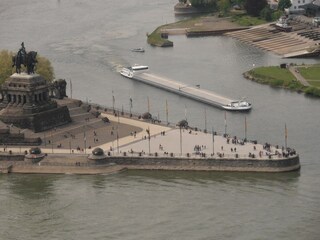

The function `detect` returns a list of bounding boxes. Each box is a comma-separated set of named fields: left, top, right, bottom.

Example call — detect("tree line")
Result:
left=179, top=0, right=292, bottom=20
left=0, top=50, right=54, bottom=85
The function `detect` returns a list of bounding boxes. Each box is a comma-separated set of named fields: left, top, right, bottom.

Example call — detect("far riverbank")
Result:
left=243, top=64, right=320, bottom=97
left=147, top=15, right=250, bottom=47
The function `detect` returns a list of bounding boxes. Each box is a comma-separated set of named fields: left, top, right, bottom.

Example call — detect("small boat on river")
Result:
left=131, top=48, right=145, bottom=53
left=222, top=99, right=252, bottom=111
left=274, top=17, right=292, bottom=32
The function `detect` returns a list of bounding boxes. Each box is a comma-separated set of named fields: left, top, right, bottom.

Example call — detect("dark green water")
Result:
left=0, top=0, right=320, bottom=239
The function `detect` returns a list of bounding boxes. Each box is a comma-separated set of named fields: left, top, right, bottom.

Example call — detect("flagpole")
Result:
left=212, top=127, right=215, bottom=156
left=285, top=123, right=288, bottom=150
left=165, top=99, right=169, bottom=125
left=146, top=127, right=151, bottom=155
left=116, top=131, right=119, bottom=154
left=185, top=104, right=187, bottom=121
left=130, top=97, right=133, bottom=117
left=204, top=108, right=207, bottom=133
left=117, top=110, right=120, bottom=154
left=112, top=90, right=115, bottom=114
left=179, top=126, right=182, bottom=156
left=245, top=116, right=247, bottom=141
left=224, top=111, right=227, bottom=136
left=83, top=124, right=86, bottom=154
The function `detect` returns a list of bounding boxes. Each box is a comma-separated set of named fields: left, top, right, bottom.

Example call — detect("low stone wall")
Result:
left=0, top=153, right=24, bottom=161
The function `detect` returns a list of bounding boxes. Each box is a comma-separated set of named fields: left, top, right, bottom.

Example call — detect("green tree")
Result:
left=230, top=0, right=245, bottom=8
left=189, top=0, right=217, bottom=9
left=0, top=50, right=13, bottom=85
left=36, top=56, right=55, bottom=82
left=272, top=10, right=283, bottom=21
left=244, top=0, right=268, bottom=16
left=260, top=6, right=272, bottom=21
left=278, top=0, right=291, bottom=11
left=0, top=50, right=55, bottom=85
left=218, top=0, right=231, bottom=14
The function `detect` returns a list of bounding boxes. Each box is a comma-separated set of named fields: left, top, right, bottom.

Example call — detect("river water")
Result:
left=0, top=1, right=320, bottom=239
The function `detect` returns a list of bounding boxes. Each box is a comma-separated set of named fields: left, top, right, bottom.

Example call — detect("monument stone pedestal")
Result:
left=0, top=73, right=71, bottom=132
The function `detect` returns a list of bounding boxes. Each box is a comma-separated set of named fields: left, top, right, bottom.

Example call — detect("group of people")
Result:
left=194, top=145, right=206, bottom=153
left=226, top=136, right=245, bottom=145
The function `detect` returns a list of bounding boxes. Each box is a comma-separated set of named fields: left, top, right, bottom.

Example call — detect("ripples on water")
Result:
left=2, top=171, right=318, bottom=240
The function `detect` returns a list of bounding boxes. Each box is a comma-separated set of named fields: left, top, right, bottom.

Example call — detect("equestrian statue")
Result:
left=12, top=42, right=38, bottom=74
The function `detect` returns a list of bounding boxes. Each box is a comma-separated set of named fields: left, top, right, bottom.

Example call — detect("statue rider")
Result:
left=17, top=42, right=27, bottom=67
left=12, top=42, right=37, bottom=74
left=19, top=42, right=26, bottom=60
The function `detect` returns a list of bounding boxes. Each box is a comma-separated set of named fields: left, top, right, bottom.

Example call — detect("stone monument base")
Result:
left=0, top=106, right=71, bottom=132
left=0, top=72, right=72, bottom=133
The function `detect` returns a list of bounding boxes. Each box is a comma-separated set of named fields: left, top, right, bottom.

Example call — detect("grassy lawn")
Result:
left=307, top=80, right=320, bottom=88
left=147, top=26, right=173, bottom=47
left=247, top=66, right=305, bottom=91
left=249, top=66, right=296, bottom=84
left=163, top=17, right=201, bottom=29
left=298, top=66, right=320, bottom=80
left=230, top=14, right=266, bottom=26
left=245, top=65, right=320, bottom=97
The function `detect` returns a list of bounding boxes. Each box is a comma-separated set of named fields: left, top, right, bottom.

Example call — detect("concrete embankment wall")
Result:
left=109, top=155, right=300, bottom=172
left=186, top=28, right=249, bottom=37
left=1, top=154, right=300, bottom=174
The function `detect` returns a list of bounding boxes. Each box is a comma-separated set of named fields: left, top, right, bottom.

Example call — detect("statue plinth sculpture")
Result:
left=12, top=42, right=37, bottom=75
left=0, top=43, right=71, bottom=132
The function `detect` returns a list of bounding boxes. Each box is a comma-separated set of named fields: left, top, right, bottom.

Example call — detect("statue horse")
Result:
left=26, top=51, right=37, bottom=74
left=12, top=50, right=37, bottom=74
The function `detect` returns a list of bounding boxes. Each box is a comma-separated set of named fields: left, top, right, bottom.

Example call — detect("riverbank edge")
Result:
left=243, top=70, right=320, bottom=98
left=147, top=16, right=249, bottom=47
left=1, top=154, right=300, bottom=174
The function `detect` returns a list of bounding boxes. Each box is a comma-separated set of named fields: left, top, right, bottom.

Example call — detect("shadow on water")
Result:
left=119, top=169, right=300, bottom=185
left=6, top=174, right=60, bottom=200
